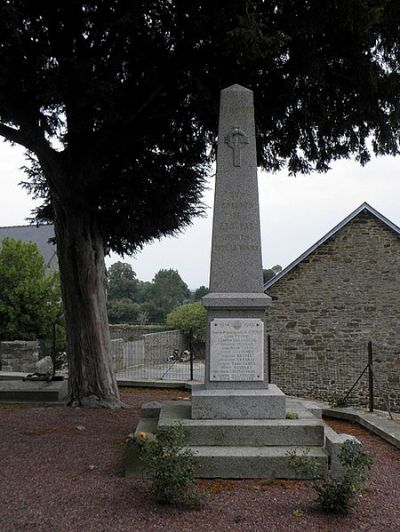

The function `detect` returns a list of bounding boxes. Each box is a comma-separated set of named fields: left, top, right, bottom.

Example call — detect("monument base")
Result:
left=191, top=384, right=286, bottom=419
left=126, top=397, right=332, bottom=480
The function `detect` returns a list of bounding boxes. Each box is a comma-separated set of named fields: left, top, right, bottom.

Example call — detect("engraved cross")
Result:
left=225, top=126, right=249, bottom=167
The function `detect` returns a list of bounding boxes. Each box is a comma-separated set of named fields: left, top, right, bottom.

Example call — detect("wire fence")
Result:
left=112, top=328, right=205, bottom=382
left=2, top=327, right=400, bottom=414
left=268, top=336, right=400, bottom=414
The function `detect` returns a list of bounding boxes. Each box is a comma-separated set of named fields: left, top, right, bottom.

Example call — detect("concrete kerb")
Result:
left=321, top=405, right=400, bottom=451
left=287, top=396, right=400, bottom=451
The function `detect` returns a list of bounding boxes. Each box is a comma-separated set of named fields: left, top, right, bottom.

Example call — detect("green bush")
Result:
left=137, top=424, right=204, bottom=509
left=316, top=440, right=374, bottom=514
left=107, top=298, right=141, bottom=324
left=165, top=302, right=207, bottom=340
left=0, top=238, right=63, bottom=341
left=288, top=440, right=374, bottom=514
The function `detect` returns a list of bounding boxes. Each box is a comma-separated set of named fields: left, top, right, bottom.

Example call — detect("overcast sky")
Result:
left=1, top=140, right=399, bottom=289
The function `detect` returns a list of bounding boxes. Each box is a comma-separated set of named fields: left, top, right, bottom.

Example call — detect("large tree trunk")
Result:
left=52, top=199, right=122, bottom=408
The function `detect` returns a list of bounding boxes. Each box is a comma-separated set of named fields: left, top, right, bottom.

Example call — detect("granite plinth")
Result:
left=191, top=445, right=328, bottom=479
left=191, top=384, right=286, bottom=419
left=126, top=397, right=337, bottom=480
left=159, top=404, right=325, bottom=446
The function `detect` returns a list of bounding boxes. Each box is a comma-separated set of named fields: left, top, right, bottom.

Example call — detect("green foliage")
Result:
left=285, top=412, right=299, bottom=420
left=107, top=262, right=139, bottom=301
left=136, top=281, right=153, bottom=304
left=288, top=441, right=374, bottom=515
left=2, top=2, right=400, bottom=248
left=166, top=303, right=207, bottom=341
left=263, top=265, right=282, bottom=284
left=0, top=238, right=62, bottom=340
left=107, top=299, right=141, bottom=324
left=137, top=424, right=203, bottom=508
left=193, top=286, right=209, bottom=301
left=106, top=263, right=192, bottom=324
left=287, top=447, right=321, bottom=479
left=315, top=441, right=374, bottom=515
left=144, top=269, right=191, bottom=323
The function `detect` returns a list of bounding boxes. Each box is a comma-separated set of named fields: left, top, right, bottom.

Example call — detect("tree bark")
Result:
left=52, top=198, right=122, bottom=408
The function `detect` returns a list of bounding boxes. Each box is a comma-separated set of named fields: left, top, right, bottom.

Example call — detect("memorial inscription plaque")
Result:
left=210, top=318, right=264, bottom=381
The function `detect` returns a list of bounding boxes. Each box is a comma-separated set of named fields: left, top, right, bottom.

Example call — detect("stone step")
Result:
left=125, top=418, right=158, bottom=478
left=189, top=445, right=328, bottom=479
left=158, top=404, right=325, bottom=446
left=191, top=385, right=286, bottom=419
left=134, top=417, right=158, bottom=436
left=0, top=379, right=68, bottom=403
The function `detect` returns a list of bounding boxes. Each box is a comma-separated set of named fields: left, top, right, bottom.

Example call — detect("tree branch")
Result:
left=93, top=84, right=164, bottom=158
left=0, top=122, right=30, bottom=148
left=0, top=120, right=67, bottom=197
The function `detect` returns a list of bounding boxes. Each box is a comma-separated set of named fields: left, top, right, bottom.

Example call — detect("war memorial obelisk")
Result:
left=191, top=84, right=286, bottom=419
left=128, top=85, right=329, bottom=479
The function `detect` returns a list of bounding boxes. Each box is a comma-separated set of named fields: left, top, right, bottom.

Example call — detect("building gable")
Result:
left=264, top=202, right=400, bottom=291
left=264, top=203, right=400, bottom=409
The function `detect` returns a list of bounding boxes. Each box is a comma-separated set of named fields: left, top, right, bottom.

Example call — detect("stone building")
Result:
left=264, top=202, right=400, bottom=409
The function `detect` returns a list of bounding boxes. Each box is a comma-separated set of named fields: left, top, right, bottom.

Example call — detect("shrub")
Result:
left=137, top=424, right=204, bottom=509
left=165, top=302, right=207, bottom=341
left=288, top=440, right=374, bottom=514
left=316, top=440, right=374, bottom=514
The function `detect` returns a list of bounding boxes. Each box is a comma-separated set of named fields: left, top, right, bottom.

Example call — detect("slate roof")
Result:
left=0, top=224, right=56, bottom=267
left=264, top=202, right=400, bottom=291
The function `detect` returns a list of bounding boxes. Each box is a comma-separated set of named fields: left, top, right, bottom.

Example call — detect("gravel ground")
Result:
left=1, top=387, right=400, bottom=532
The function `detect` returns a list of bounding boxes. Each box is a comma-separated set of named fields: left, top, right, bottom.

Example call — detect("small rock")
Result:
left=75, top=425, right=86, bottom=431
left=88, top=465, right=96, bottom=470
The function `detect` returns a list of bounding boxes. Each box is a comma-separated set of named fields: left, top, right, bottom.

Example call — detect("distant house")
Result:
left=0, top=224, right=58, bottom=272
left=264, top=202, right=400, bottom=408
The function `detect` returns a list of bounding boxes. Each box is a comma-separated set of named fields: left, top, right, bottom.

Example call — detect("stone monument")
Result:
left=127, top=85, right=335, bottom=479
left=191, top=84, right=286, bottom=421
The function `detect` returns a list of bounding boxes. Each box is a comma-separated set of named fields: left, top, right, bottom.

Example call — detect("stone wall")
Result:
left=143, top=330, right=187, bottom=363
left=0, top=341, right=39, bottom=372
left=109, top=324, right=166, bottom=342
left=265, top=210, right=400, bottom=410
left=110, top=339, right=125, bottom=373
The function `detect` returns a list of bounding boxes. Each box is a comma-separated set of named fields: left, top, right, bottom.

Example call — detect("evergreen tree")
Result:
left=1, top=1, right=400, bottom=405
